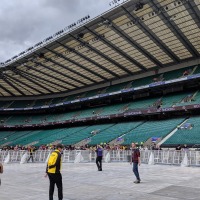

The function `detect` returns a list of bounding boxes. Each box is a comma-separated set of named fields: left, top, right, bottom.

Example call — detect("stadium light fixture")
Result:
left=77, top=33, right=85, bottom=39
left=134, top=2, right=145, bottom=11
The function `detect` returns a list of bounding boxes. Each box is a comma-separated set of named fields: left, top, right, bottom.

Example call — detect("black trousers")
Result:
left=48, top=173, right=63, bottom=200
left=96, top=156, right=102, bottom=170
left=27, top=155, right=34, bottom=162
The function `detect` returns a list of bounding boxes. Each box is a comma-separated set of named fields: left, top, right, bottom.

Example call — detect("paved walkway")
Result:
left=0, top=163, right=200, bottom=200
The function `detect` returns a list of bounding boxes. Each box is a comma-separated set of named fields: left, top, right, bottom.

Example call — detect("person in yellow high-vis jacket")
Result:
left=45, top=144, right=63, bottom=200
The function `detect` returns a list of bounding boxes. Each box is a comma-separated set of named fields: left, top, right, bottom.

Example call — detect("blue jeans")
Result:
left=133, top=162, right=140, bottom=181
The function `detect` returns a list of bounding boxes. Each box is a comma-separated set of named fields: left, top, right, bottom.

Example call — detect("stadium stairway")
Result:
left=158, top=118, right=189, bottom=146
left=163, top=116, right=200, bottom=146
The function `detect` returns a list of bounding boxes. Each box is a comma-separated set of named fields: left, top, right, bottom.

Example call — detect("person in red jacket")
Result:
left=0, top=162, right=3, bottom=186
left=130, top=143, right=141, bottom=183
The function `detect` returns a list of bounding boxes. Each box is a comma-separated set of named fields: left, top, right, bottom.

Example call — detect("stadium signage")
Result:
left=14, top=108, right=22, bottom=111
left=33, top=107, right=42, bottom=110
left=3, top=108, right=14, bottom=111
left=165, top=77, right=187, bottom=84
left=99, top=94, right=109, bottom=97
left=41, top=106, right=49, bottom=109
left=109, top=91, right=121, bottom=95
left=124, top=111, right=142, bottom=116
left=121, top=88, right=134, bottom=93
left=71, top=99, right=80, bottom=103
left=147, top=109, right=156, bottom=114
left=23, top=107, right=33, bottom=110
left=63, top=101, right=70, bottom=105
left=161, top=107, right=176, bottom=112
left=193, top=104, right=200, bottom=108
left=134, top=85, right=149, bottom=90
left=88, top=96, right=99, bottom=100
left=2, top=103, right=200, bottom=130
left=81, top=98, right=89, bottom=101
left=187, top=74, right=200, bottom=79
left=55, top=103, right=63, bottom=106
left=149, top=81, right=165, bottom=87
left=97, top=115, right=110, bottom=119
left=2, top=73, right=200, bottom=114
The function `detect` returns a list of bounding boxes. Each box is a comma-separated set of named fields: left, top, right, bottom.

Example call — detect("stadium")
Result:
left=0, top=0, right=200, bottom=199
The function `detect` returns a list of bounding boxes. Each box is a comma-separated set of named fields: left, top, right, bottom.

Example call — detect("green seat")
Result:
left=89, top=122, right=142, bottom=145
left=122, top=118, right=185, bottom=145
left=62, top=124, right=114, bottom=145
left=164, top=116, right=200, bottom=145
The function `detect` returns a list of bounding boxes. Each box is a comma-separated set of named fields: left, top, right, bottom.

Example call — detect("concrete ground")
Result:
left=0, top=162, right=200, bottom=200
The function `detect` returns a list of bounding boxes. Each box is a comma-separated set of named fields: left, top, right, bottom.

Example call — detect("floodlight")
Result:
left=134, top=2, right=144, bottom=11
left=77, top=33, right=85, bottom=39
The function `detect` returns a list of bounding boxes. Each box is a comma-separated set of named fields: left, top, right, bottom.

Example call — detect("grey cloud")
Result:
left=0, top=0, right=110, bottom=62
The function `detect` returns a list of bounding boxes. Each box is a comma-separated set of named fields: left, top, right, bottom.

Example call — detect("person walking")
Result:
left=27, top=146, right=34, bottom=163
left=0, top=162, right=3, bottom=186
left=130, top=142, right=141, bottom=183
left=96, top=145, right=103, bottom=171
left=45, top=144, right=63, bottom=200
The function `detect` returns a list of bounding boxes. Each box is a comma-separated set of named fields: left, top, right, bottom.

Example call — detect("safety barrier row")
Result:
left=0, top=150, right=200, bottom=167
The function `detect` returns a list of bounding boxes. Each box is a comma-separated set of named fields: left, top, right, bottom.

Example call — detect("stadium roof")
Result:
left=0, top=0, right=200, bottom=97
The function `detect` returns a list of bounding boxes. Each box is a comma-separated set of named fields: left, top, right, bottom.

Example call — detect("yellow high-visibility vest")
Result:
left=47, top=150, right=62, bottom=173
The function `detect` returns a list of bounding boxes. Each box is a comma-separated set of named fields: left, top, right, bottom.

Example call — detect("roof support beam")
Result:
left=3, top=76, right=26, bottom=96
left=0, top=75, right=16, bottom=96
left=12, top=69, right=54, bottom=94
left=0, top=84, right=15, bottom=96
left=6, top=77, right=35, bottom=95
left=102, top=16, right=162, bottom=68
left=55, top=41, right=110, bottom=81
left=27, top=58, right=78, bottom=88
left=151, top=0, right=199, bottom=58
left=19, top=62, right=71, bottom=90
left=186, top=1, right=200, bottom=29
left=121, top=6, right=180, bottom=63
left=15, top=68, right=64, bottom=92
left=5, top=73, right=43, bottom=95
left=84, top=26, right=145, bottom=74
left=43, top=47, right=98, bottom=84
left=33, top=53, right=88, bottom=86
left=69, top=34, right=122, bottom=78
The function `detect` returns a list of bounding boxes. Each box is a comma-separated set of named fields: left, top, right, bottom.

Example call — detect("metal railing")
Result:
left=0, top=150, right=200, bottom=167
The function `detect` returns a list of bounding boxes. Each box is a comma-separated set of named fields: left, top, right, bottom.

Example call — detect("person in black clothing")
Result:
left=27, top=146, right=34, bottom=163
left=45, top=144, right=63, bottom=200
left=96, top=145, right=103, bottom=171
left=0, top=162, right=3, bottom=186
left=176, top=144, right=182, bottom=151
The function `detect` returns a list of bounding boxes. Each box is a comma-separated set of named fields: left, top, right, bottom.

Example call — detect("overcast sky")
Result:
left=0, top=0, right=116, bottom=62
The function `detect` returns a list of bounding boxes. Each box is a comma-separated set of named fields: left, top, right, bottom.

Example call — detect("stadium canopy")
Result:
left=0, top=0, right=199, bottom=97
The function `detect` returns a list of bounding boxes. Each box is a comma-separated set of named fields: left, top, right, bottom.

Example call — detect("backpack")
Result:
left=0, top=163, right=3, bottom=173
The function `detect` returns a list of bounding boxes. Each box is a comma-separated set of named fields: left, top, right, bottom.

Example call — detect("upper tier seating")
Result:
left=2, top=90, right=200, bottom=126
left=1, top=65, right=199, bottom=109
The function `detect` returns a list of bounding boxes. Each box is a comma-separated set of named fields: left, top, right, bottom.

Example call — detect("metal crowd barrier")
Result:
left=0, top=150, right=200, bottom=166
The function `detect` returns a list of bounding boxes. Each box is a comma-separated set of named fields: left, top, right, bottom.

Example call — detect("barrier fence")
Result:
left=0, top=150, right=200, bottom=167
